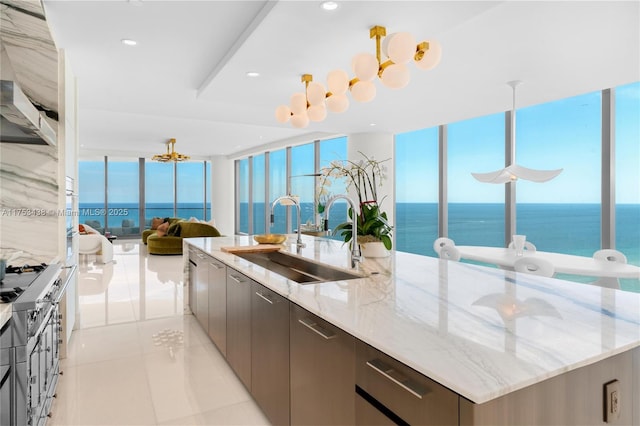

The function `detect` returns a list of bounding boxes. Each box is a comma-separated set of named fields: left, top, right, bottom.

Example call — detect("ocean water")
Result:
left=80, top=202, right=640, bottom=291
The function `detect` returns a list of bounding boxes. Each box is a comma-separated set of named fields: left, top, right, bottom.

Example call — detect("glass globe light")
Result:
left=327, top=69, right=349, bottom=94
left=350, top=80, right=376, bottom=103
left=383, top=32, right=416, bottom=64
left=275, top=105, right=291, bottom=123
left=290, top=92, right=307, bottom=114
left=290, top=112, right=309, bottom=128
left=415, top=40, right=442, bottom=71
left=351, top=53, right=379, bottom=82
left=307, top=104, right=327, bottom=122
left=381, top=63, right=410, bottom=89
left=326, top=93, right=349, bottom=113
left=307, top=82, right=326, bottom=106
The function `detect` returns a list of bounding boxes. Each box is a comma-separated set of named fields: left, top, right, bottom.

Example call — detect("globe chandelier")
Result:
left=471, top=81, right=563, bottom=183
left=275, top=25, right=442, bottom=128
left=152, top=138, right=190, bottom=162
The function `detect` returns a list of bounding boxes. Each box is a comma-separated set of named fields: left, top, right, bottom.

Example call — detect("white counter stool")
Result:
left=591, top=249, right=627, bottom=289
left=433, top=237, right=455, bottom=255
left=514, top=257, right=555, bottom=277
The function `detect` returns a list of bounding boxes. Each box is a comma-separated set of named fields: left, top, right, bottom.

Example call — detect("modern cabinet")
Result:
left=290, top=303, right=355, bottom=425
left=188, top=249, right=209, bottom=332
left=355, top=340, right=458, bottom=426
left=207, top=258, right=227, bottom=356
left=226, top=268, right=252, bottom=389
left=250, top=282, right=290, bottom=426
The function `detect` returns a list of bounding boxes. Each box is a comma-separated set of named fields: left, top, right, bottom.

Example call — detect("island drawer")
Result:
left=355, top=340, right=458, bottom=426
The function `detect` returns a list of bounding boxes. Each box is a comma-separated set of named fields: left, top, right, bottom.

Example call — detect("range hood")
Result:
left=1, top=79, right=57, bottom=146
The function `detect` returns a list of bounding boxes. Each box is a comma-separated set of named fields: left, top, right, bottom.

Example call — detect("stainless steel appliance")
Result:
left=0, top=263, right=66, bottom=425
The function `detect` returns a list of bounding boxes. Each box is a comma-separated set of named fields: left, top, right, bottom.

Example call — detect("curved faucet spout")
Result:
left=271, top=195, right=306, bottom=249
left=324, top=195, right=362, bottom=268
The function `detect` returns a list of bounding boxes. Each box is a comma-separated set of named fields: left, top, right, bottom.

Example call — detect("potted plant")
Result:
left=317, top=152, right=393, bottom=255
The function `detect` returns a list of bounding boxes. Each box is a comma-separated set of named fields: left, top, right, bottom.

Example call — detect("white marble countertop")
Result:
left=0, top=304, right=11, bottom=328
left=185, top=235, right=640, bottom=404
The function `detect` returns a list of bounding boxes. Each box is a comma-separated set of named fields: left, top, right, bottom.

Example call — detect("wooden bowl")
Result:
left=253, top=234, right=287, bottom=244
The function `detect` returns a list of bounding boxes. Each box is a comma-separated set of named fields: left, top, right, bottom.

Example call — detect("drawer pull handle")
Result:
left=229, top=274, right=245, bottom=284
left=255, top=291, right=274, bottom=305
left=366, top=359, right=427, bottom=399
left=210, top=262, right=224, bottom=270
left=298, top=318, right=336, bottom=340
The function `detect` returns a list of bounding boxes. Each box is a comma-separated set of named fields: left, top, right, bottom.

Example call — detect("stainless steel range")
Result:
left=0, top=263, right=67, bottom=425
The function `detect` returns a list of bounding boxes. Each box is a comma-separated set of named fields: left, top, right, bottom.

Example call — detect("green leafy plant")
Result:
left=317, top=152, right=393, bottom=250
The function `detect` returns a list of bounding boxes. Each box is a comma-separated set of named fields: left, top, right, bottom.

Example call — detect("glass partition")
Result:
left=252, top=154, right=266, bottom=234
left=269, top=149, right=287, bottom=234
left=79, top=158, right=106, bottom=234
left=107, top=159, right=139, bottom=236
left=177, top=162, right=205, bottom=220
left=290, top=143, right=315, bottom=229
left=145, top=162, right=175, bottom=224
left=238, top=158, right=249, bottom=234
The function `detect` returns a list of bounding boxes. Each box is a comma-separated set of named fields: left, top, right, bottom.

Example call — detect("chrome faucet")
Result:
left=324, top=195, right=362, bottom=268
left=271, top=195, right=306, bottom=249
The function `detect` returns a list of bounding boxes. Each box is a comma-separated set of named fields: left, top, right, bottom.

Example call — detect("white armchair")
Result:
left=79, top=234, right=113, bottom=264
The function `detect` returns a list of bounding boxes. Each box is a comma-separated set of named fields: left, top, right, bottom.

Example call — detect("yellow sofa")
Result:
left=147, top=221, right=222, bottom=255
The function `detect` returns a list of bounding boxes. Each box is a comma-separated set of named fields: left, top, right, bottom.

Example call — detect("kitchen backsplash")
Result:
left=0, top=143, right=59, bottom=265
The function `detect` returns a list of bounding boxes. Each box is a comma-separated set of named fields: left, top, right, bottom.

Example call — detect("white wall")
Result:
left=210, top=155, right=235, bottom=236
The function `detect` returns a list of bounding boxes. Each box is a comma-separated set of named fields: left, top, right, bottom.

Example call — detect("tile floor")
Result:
left=49, top=241, right=271, bottom=426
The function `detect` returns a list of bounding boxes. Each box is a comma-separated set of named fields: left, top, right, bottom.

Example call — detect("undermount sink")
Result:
left=235, top=250, right=362, bottom=284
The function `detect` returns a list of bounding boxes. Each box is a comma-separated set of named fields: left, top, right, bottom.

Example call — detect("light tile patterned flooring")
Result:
left=49, top=241, right=270, bottom=425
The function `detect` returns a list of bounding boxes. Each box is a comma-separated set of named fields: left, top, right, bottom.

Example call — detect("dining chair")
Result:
left=433, top=237, right=455, bottom=255
left=439, top=245, right=461, bottom=262
left=513, top=257, right=555, bottom=277
left=591, top=249, right=627, bottom=289
left=507, top=241, right=537, bottom=253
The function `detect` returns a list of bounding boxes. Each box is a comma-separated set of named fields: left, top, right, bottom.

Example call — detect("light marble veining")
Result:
left=0, top=143, right=59, bottom=265
left=186, top=235, right=640, bottom=404
left=0, top=303, right=11, bottom=328
left=0, top=1, right=58, bottom=114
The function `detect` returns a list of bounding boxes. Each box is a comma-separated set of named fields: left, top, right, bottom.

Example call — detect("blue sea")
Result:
left=80, top=202, right=640, bottom=291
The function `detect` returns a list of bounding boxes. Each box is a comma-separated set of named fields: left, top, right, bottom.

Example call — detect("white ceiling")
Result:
left=42, top=0, right=639, bottom=160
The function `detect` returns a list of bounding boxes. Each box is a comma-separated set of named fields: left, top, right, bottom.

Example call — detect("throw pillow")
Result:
left=156, top=221, right=170, bottom=237
left=167, top=222, right=181, bottom=236
left=188, top=216, right=199, bottom=223
left=79, top=224, right=86, bottom=234
left=151, top=217, right=163, bottom=230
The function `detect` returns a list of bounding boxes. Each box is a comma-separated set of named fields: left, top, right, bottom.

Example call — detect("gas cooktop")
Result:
left=0, top=263, right=49, bottom=303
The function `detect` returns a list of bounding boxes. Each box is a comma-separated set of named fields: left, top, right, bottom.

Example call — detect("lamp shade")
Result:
left=307, top=104, right=327, bottom=122
left=290, top=92, right=307, bottom=114
left=290, top=112, right=309, bottom=128
left=381, top=63, right=410, bottom=89
left=326, top=93, right=349, bottom=113
left=350, top=80, right=376, bottom=102
left=415, top=39, right=442, bottom=71
left=307, top=82, right=326, bottom=106
left=275, top=105, right=291, bottom=123
left=383, top=32, right=416, bottom=64
left=327, top=69, right=349, bottom=94
left=352, top=53, right=379, bottom=82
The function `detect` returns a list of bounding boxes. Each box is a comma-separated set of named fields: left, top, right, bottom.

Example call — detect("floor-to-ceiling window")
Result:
left=238, top=158, right=249, bottom=234
left=177, top=162, right=205, bottom=220
left=516, top=91, right=601, bottom=260
left=615, top=82, right=640, bottom=291
left=395, top=128, right=439, bottom=256
left=79, top=158, right=106, bottom=233
left=79, top=158, right=210, bottom=236
left=107, top=158, right=139, bottom=236
left=290, top=143, right=315, bottom=229
left=252, top=154, right=266, bottom=234
left=448, top=112, right=505, bottom=248
left=319, top=137, right=348, bottom=237
left=269, top=149, right=287, bottom=234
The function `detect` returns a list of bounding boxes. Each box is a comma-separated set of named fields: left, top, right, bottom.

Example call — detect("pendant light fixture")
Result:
left=275, top=25, right=442, bottom=126
left=152, top=138, right=190, bottom=162
left=471, top=81, right=563, bottom=184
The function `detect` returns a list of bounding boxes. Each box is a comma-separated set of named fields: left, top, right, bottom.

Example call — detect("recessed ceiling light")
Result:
left=320, top=1, right=338, bottom=11
left=370, top=123, right=376, bottom=127
left=246, top=71, right=260, bottom=77
left=121, top=39, right=137, bottom=46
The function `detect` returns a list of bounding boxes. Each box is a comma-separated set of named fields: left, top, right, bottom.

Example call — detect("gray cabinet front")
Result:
left=187, top=250, right=197, bottom=316
left=207, top=258, right=226, bottom=356
left=195, top=251, right=209, bottom=332
left=226, top=269, right=252, bottom=390
left=251, top=282, right=290, bottom=425
left=290, top=303, right=355, bottom=425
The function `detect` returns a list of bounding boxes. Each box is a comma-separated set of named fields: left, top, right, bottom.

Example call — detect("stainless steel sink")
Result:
left=235, top=251, right=362, bottom=284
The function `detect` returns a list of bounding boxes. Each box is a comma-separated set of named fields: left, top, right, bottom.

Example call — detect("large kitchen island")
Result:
left=184, top=234, right=640, bottom=425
